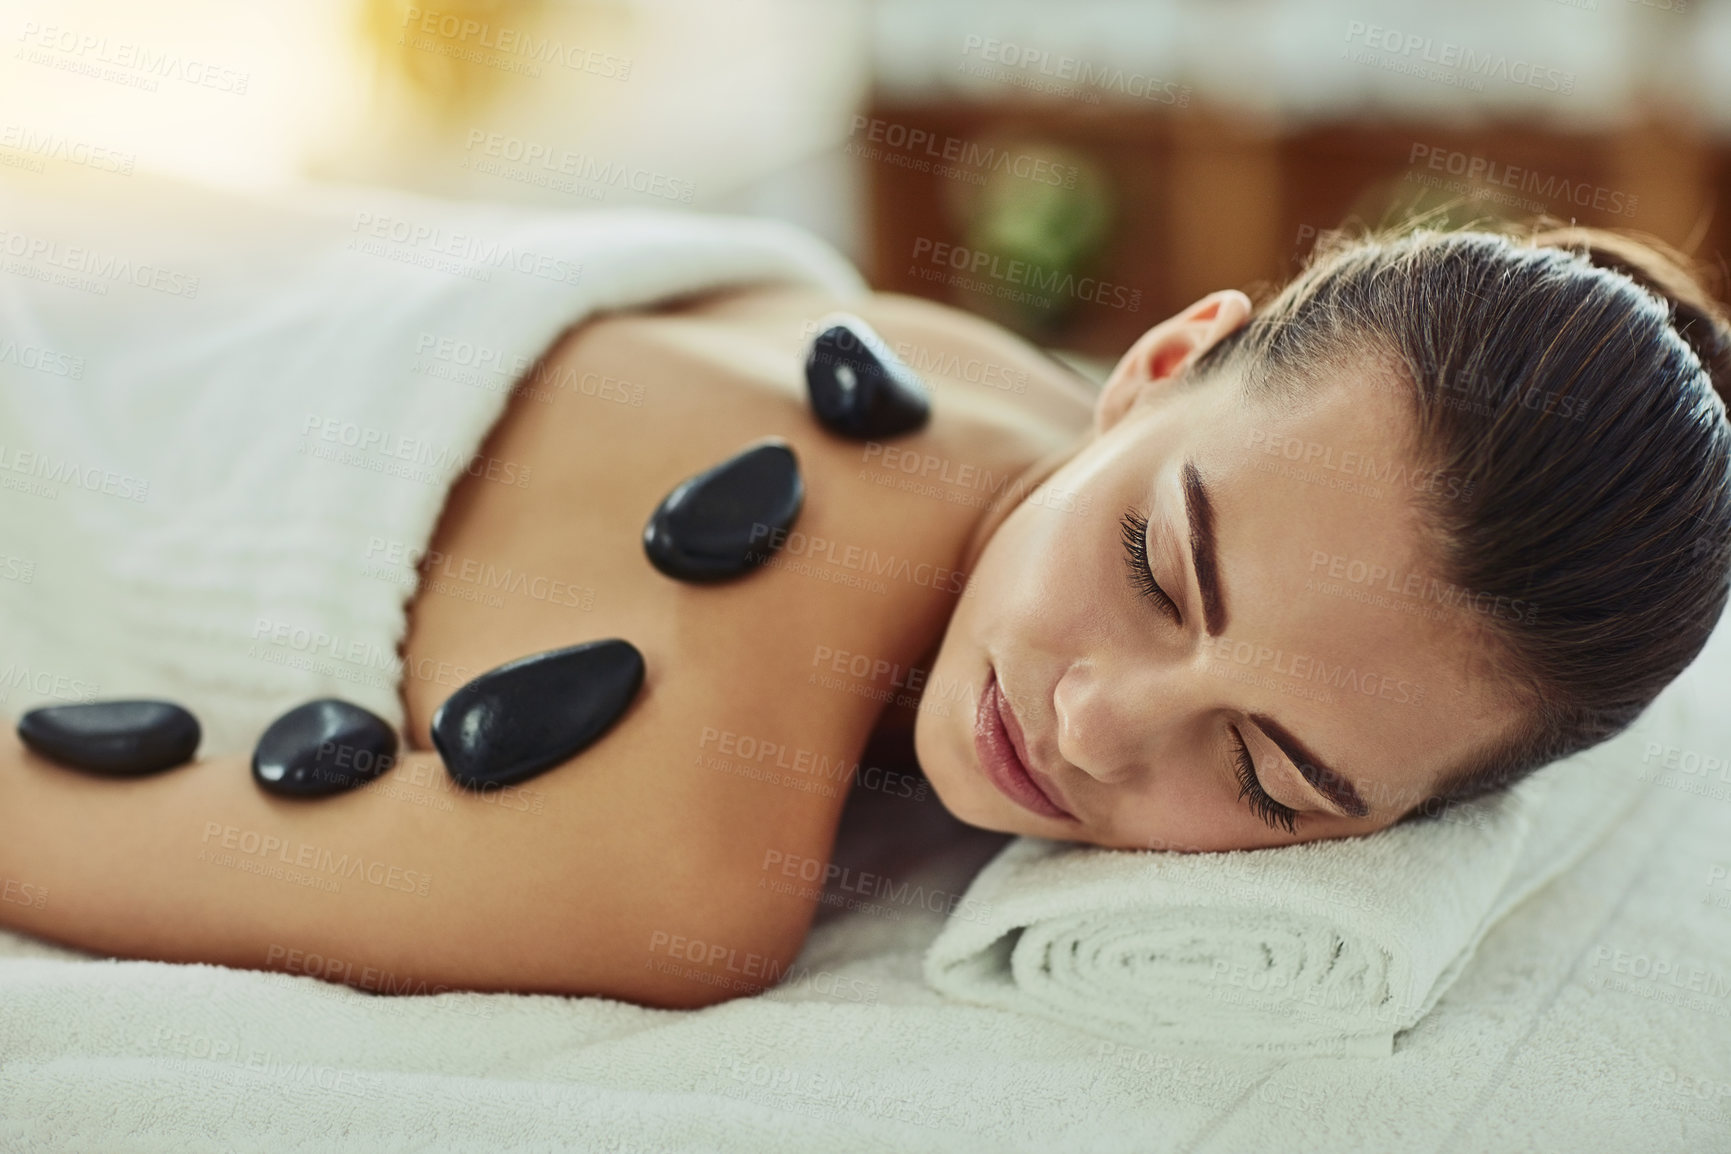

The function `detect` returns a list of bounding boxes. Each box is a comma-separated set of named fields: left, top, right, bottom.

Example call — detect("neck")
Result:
left=866, top=430, right=1092, bottom=751
left=956, top=431, right=1092, bottom=575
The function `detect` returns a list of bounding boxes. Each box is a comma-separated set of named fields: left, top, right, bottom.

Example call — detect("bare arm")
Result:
left=0, top=285, right=1060, bottom=1008
left=0, top=723, right=811, bottom=1008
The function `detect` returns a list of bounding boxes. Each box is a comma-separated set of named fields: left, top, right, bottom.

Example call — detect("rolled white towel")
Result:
left=924, top=624, right=1725, bottom=1056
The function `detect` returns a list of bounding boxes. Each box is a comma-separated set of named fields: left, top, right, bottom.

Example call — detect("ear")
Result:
left=1095, top=289, right=1252, bottom=433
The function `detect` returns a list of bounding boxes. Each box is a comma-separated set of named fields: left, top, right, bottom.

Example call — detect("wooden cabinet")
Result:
left=859, top=100, right=1727, bottom=355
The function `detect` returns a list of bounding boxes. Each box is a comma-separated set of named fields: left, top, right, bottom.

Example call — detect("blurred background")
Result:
left=3, top=0, right=1728, bottom=367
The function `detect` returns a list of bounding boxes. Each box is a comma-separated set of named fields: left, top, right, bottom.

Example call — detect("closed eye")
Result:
left=1120, top=506, right=1181, bottom=624
left=1230, top=725, right=1300, bottom=834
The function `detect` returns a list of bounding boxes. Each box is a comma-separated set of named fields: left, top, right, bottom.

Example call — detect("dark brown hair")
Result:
left=1188, top=222, right=1731, bottom=813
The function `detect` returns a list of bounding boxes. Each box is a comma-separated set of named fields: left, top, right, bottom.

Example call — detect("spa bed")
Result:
left=2, top=743, right=1727, bottom=1152
left=2, top=169, right=1727, bottom=1154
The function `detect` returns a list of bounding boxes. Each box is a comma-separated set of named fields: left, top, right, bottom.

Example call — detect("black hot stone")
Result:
left=804, top=314, right=931, bottom=440
left=642, top=438, right=803, bottom=582
left=17, top=700, right=200, bottom=775
left=432, top=639, right=644, bottom=789
left=252, top=699, right=398, bottom=797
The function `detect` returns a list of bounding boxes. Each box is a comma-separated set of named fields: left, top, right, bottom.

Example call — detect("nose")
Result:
left=1053, top=660, right=1148, bottom=786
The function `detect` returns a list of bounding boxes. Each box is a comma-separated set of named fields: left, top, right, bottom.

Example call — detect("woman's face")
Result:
left=914, top=291, right=1523, bottom=852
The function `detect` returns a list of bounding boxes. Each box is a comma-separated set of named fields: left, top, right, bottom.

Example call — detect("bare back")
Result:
left=0, top=284, right=1093, bottom=1006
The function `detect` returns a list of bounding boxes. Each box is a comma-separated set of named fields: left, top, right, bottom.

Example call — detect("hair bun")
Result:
left=1527, top=224, right=1731, bottom=408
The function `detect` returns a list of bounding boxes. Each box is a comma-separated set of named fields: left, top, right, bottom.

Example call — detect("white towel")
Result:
left=0, top=170, right=864, bottom=754
left=5, top=697, right=1726, bottom=1153
left=4, top=177, right=1729, bottom=1154
left=923, top=655, right=1712, bottom=1057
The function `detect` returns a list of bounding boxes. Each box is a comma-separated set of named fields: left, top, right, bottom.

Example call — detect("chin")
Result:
left=914, top=697, right=999, bottom=832
left=929, top=780, right=1020, bottom=836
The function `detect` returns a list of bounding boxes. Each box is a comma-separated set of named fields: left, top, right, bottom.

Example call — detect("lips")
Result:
left=974, top=668, right=1076, bottom=821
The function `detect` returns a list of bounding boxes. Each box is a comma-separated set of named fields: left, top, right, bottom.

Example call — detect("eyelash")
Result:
left=1118, top=506, right=1297, bottom=834
left=1118, top=506, right=1180, bottom=621
left=1230, top=726, right=1299, bottom=835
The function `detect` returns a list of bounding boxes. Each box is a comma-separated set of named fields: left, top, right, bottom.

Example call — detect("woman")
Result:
left=3, top=223, right=1728, bottom=1008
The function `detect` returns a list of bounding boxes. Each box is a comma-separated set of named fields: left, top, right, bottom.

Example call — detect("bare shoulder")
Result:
left=391, top=285, right=1058, bottom=1003
left=672, top=283, right=1099, bottom=434
left=0, top=283, right=1094, bottom=1009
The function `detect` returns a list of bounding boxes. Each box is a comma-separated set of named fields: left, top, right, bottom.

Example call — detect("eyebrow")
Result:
left=1248, top=712, right=1372, bottom=818
left=1181, top=459, right=1226, bottom=636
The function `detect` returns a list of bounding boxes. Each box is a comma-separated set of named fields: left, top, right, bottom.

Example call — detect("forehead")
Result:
left=1175, top=373, right=1520, bottom=814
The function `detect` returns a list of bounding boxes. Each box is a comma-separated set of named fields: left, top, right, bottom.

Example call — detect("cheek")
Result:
left=920, top=504, right=1087, bottom=763
left=974, top=503, right=1100, bottom=638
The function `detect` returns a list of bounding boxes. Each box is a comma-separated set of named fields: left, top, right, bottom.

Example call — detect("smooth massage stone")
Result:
left=17, top=700, right=200, bottom=775
left=804, top=315, right=931, bottom=440
left=432, top=639, right=644, bottom=789
left=642, top=439, right=804, bottom=582
left=252, top=699, right=398, bottom=797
